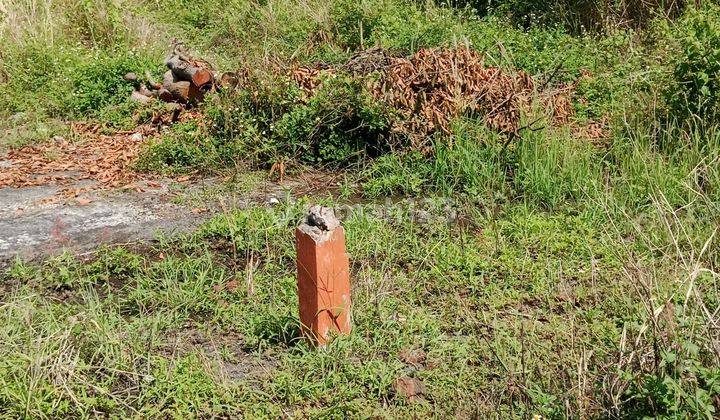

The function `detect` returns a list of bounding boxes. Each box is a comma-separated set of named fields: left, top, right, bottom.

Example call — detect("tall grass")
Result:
left=0, top=0, right=163, bottom=48
left=0, top=0, right=167, bottom=132
left=0, top=0, right=58, bottom=47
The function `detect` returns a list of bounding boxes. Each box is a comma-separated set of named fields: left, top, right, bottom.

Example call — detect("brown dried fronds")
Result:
left=290, top=47, right=582, bottom=147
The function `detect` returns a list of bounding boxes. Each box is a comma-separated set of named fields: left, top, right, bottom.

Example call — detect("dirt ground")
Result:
left=0, top=158, right=315, bottom=267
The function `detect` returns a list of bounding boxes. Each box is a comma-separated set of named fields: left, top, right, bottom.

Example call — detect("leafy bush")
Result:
left=664, top=6, right=720, bottom=124
left=207, top=74, right=391, bottom=168
left=0, top=43, right=159, bottom=126
left=0, top=44, right=79, bottom=116
left=330, top=0, right=382, bottom=49
left=273, top=75, right=391, bottom=165
left=69, top=51, right=157, bottom=117
left=367, top=3, right=464, bottom=51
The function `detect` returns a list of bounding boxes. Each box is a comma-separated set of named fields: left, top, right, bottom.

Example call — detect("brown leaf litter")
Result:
left=291, top=47, right=602, bottom=147
left=0, top=122, right=155, bottom=197
left=0, top=105, right=207, bottom=202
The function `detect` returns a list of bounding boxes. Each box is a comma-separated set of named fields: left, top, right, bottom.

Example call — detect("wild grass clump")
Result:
left=0, top=0, right=164, bottom=136
left=662, top=5, right=720, bottom=127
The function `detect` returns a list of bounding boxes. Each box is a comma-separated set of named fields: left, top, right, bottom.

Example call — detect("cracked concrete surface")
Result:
left=0, top=157, right=337, bottom=264
left=0, top=182, right=207, bottom=263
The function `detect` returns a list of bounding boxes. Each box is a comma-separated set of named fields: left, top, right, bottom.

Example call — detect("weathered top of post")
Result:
left=297, top=205, right=341, bottom=242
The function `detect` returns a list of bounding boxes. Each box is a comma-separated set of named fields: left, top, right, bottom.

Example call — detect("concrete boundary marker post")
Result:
left=295, top=206, right=352, bottom=346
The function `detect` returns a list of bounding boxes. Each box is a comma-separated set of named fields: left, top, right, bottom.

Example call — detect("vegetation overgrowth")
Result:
left=1, top=0, right=719, bottom=417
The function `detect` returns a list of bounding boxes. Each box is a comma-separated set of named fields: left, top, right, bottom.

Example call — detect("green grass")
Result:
left=2, top=0, right=720, bottom=417
left=1, top=194, right=718, bottom=417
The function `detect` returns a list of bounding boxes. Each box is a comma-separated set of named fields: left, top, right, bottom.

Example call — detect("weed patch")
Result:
left=2, top=197, right=717, bottom=417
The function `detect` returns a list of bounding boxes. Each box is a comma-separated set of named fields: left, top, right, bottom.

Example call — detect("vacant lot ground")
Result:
left=1, top=0, right=719, bottom=418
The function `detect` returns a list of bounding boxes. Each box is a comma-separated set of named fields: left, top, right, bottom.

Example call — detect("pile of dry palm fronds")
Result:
left=291, top=47, right=578, bottom=145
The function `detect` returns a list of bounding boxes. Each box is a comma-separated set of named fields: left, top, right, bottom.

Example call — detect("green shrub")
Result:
left=204, top=77, right=302, bottom=166
left=69, top=51, right=157, bottom=117
left=136, top=121, right=212, bottom=173
left=0, top=43, right=159, bottom=125
left=368, top=2, right=464, bottom=51
left=0, top=44, right=79, bottom=116
left=209, top=74, right=392, bottom=168
left=62, top=0, right=130, bottom=47
left=664, top=5, right=720, bottom=124
left=330, top=0, right=382, bottom=49
left=273, top=75, right=391, bottom=165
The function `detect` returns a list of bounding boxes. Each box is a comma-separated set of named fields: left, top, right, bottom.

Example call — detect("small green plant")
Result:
left=0, top=43, right=79, bottom=116
left=664, top=5, right=720, bottom=125
left=624, top=339, right=720, bottom=418
left=69, top=51, right=157, bottom=118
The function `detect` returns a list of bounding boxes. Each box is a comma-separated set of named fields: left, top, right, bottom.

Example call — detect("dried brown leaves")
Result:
left=292, top=47, right=583, bottom=145
left=0, top=123, right=152, bottom=192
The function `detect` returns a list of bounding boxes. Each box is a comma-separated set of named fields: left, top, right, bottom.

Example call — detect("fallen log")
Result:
left=165, top=54, right=213, bottom=88
left=130, top=90, right=153, bottom=104
left=192, top=69, right=213, bottom=88
left=165, top=81, right=191, bottom=103
left=124, top=45, right=216, bottom=107
left=163, top=70, right=202, bottom=103
left=157, top=88, right=174, bottom=102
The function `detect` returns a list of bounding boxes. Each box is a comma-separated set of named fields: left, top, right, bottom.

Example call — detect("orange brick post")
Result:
left=296, top=206, right=352, bottom=346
